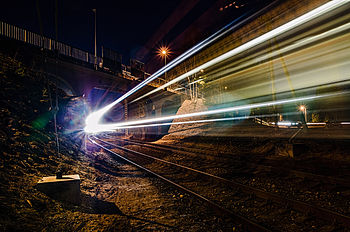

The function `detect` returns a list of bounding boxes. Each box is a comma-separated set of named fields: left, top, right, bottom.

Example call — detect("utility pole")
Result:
left=164, top=54, right=167, bottom=79
left=93, top=9, right=97, bottom=69
left=159, top=47, right=169, bottom=82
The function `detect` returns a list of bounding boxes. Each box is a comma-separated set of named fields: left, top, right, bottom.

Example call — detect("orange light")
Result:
left=157, top=46, right=171, bottom=59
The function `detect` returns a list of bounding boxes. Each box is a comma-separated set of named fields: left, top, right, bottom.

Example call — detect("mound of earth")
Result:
left=161, top=99, right=210, bottom=141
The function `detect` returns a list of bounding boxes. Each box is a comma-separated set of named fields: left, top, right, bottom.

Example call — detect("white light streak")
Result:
left=84, top=4, right=272, bottom=130
left=84, top=92, right=339, bottom=133
left=115, top=114, right=277, bottom=130
left=208, top=22, right=350, bottom=84
left=84, top=0, right=348, bottom=134
left=277, top=121, right=292, bottom=127
left=188, top=79, right=203, bottom=85
left=307, top=122, right=326, bottom=125
left=131, top=0, right=348, bottom=103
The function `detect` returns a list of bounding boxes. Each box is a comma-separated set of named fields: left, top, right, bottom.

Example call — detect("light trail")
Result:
left=205, top=22, right=350, bottom=85
left=84, top=2, right=277, bottom=130
left=277, top=121, right=292, bottom=127
left=84, top=92, right=342, bottom=133
left=188, top=78, right=203, bottom=85
left=131, top=0, right=348, bottom=103
left=84, top=0, right=348, bottom=134
left=113, top=114, right=278, bottom=130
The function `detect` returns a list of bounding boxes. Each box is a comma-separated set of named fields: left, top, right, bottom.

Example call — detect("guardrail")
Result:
left=0, top=21, right=181, bottom=93
left=0, top=21, right=102, bottom=66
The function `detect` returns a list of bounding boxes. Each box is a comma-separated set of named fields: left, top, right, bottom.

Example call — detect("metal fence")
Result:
left=0, top=21, right=181, bottom=92
left=0, top=21, right=102, bottom=65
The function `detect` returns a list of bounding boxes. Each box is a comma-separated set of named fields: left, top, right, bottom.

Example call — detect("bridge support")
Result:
left=124, top=99, right=128, bottom=136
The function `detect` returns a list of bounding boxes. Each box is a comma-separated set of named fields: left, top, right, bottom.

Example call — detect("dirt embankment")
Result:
left=0, top=53, right=135, bottom=231
left=0, top=53, right=229, bottom=232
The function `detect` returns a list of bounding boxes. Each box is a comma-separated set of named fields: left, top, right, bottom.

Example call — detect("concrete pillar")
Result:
left=124, top=99, right=128, bottom=136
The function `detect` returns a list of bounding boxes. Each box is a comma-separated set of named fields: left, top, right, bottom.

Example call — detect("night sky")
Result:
left=0, top=0, right=271, bottom=72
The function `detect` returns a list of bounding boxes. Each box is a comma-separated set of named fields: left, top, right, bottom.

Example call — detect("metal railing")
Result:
left=0, top=21, right=102, bottom=65
left=0, top=21, right=181, bottom=93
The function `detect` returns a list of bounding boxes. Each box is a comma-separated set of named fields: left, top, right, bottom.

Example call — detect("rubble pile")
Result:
left=162, top=99, right=210, bottom=140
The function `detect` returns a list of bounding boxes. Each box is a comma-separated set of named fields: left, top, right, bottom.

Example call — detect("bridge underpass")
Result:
left=0, top=34, right=183, bottom=138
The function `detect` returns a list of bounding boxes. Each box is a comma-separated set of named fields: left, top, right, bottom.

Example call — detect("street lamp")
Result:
left=92, top=8, right=97, bottom=70
left=158, top=46, right=170, bottom=80
left=161, top=50, right=167, bottom=64
left=299, top=105, right=307, bottom=122
left=159, top=47, right=168, bottom=66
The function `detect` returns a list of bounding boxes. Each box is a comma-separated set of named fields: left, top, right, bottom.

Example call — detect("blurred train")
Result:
left=197, top=2, right=350, bottom=124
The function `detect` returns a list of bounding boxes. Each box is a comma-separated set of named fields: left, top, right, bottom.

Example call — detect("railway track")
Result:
left=89, top=135, right=270, bottom=232
left=101, top=135, right=350, bottom=189
left=90, top=135, right=350, bottom=231
left=108, top=136, right=350, bottom=217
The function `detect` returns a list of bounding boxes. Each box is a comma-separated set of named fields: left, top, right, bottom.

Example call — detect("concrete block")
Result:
left=37, top=174, right=80, bottom=204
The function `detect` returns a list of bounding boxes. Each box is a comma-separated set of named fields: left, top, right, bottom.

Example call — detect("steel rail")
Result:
left=101, top=135, right=350, bottom=188
left=100, top=134, right=245, bottom=159
left=94, top=136, right=350, bottom=227
left=89, top=135, right=271, bottom=232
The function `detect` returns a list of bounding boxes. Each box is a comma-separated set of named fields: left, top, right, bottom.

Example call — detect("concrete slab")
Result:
left=37, top=174, right=80, bottom=204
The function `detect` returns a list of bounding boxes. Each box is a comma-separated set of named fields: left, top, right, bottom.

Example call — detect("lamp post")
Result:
left=158, top=46, right=169, bottom=81
left=92, top=8, right=97, bottom=69
left=162, top=49, right=167, bottom=66
left=299, top=105, right=307, bottom=122
left=161, top=49, right=167, bottom=80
